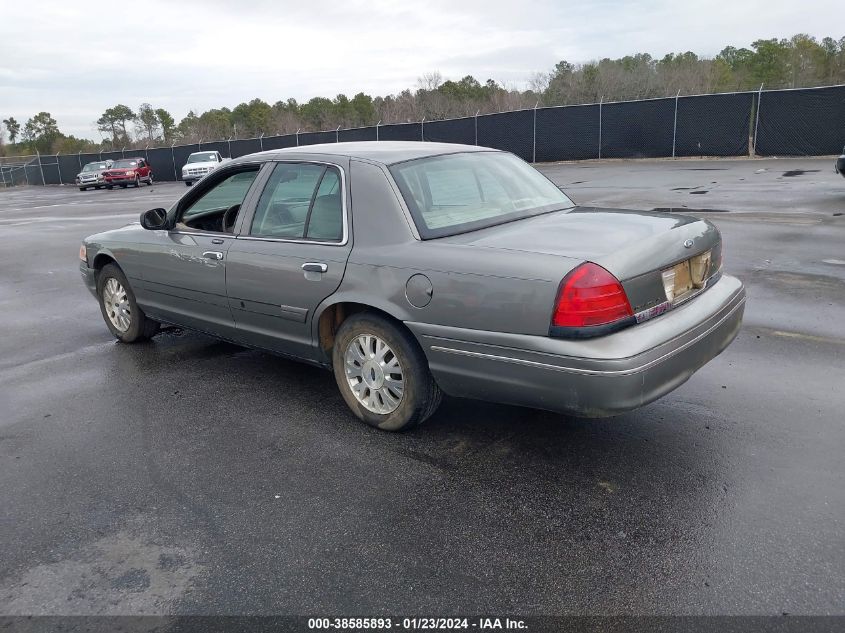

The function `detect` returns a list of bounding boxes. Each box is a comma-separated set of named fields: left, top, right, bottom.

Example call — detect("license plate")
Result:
left=661, top=260, right=694, bottom=302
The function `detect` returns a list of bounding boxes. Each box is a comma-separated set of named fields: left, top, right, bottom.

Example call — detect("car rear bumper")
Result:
left=408, top=274, right=746, bottom=417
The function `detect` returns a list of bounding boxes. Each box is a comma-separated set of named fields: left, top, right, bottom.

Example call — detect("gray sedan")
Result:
left=79, top=142, right=745, bottom=431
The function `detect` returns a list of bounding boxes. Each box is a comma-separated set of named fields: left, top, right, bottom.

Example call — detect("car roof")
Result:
left=230, top=141, right=493, bottom=166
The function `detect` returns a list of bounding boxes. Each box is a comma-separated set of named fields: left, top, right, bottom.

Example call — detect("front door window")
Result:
left=177, top=168, right=259, bottom=233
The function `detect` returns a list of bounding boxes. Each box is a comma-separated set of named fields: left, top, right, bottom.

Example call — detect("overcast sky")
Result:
left=0, top=0, right=839, bottom=140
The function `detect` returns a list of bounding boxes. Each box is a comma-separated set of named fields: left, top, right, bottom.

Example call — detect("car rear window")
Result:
left=389, top=151, right=573, bottom=239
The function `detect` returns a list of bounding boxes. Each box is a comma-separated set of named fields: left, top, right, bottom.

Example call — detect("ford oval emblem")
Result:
left=683, top=239, right=694, bottom=249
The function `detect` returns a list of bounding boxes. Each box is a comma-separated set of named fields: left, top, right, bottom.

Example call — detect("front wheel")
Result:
left=96, top=263, right=159, bottom=343
left=332, top=313, right=442, bottom=431
left=184, top=180, right=192, bottom=187
left=146, top=174, right=153, bottom=185
left=133, top=175, right=140, bottom=187
left=106, top=185, right=113, bottom=190
left=79, top=186, right=87, bottom=191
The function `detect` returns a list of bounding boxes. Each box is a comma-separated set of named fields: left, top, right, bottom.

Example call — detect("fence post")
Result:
left=474, top=110, right=479, bottom=145
left=336, top=126, right=341, bottom=143
left=376, top=121, right=381, bottom=141
left=56, top=153, right=63, bottom=184
left=753, top=83, right=763, bottom=156
left=420, top=117, right=425, bottom=141
left=78, top=151, right=82, bottom=171
left=36, top=151, right=46, bottom=185
left=171, top=143, right=177, bottom=180
left=121, top=146, right=126, bottom=158
left=259, top=133, right=264, bottom=151
left=227, top=137, right=232, bottom=158
left=598, top=97, right=603, bottom=159
left=296, top=128, right=300, bottom=146
left=672, top=89, right=681, bottom=159
left=532, top=100, right=539, bottom=163
left=198, top=138, right=203, bottom=151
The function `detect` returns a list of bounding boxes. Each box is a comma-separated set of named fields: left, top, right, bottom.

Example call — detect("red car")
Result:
left=103, top=157, right=153, bottom=188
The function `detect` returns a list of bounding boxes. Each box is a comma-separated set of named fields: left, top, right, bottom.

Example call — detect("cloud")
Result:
left=0, top=0, right=839, bottom=139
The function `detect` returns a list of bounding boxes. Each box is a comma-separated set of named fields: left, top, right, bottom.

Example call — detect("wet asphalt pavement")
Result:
left=0, top=158, right=843, bottom=617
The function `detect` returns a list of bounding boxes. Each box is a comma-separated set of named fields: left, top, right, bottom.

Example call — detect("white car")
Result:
left=181, top=151, right=229, bottom=186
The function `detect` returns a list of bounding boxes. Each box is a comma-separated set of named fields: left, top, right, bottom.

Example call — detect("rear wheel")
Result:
left=96, top=263, right=159, bottom=343
left=332, top=313, right=442, bottom=431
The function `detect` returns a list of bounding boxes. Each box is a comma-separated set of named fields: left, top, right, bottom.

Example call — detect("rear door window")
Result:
left=250, top=163, right=343, bottom=242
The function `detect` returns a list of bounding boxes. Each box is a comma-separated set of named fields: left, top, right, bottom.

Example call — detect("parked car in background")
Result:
left=103, top=158, right=153, bottom=189
left=836, top=146, right=845, bottom=178
left=79, top=142, right=745, bottom=432
left=182, top=151, right=228, bottom=186
left=75, top=160, right=112, bottom=191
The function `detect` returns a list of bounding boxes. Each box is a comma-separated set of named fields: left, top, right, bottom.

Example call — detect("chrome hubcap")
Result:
left=102, top=277, right=131, bottom=332
left=344, top=334, right=404, bottom=414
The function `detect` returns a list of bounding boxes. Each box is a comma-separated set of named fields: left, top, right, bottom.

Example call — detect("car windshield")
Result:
left=111, top=160, right=138, bottom=168
left=389, top=151, right=574, bottom=239
left=82, top=163, right=108, bottom=172
left=188, top=153, right=217, bottom=163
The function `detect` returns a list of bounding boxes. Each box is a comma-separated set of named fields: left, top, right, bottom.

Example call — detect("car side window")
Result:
left=178, top=168, right=260, bottom=228
left=250, top=163, right=343, bottom=242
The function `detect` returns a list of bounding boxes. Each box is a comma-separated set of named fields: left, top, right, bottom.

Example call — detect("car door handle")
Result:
left=203, top=251, right=224, bottom=260
left=301, top=262, right=328, bottom=273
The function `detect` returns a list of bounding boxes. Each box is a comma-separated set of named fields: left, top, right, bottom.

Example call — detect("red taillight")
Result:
left=552, top=262, right=633, bottom=328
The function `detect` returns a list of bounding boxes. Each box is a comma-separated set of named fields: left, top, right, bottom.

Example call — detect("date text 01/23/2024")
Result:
left=307, top=617, right=527, bottom=630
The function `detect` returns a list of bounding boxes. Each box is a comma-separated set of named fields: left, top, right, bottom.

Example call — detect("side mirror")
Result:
left=140, top=207, right=168, bottom=230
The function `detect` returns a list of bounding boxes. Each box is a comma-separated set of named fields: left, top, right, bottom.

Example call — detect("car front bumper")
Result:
left=104, top=177, right=138, bottom=185
left=408, top=274, right=746, bottom=417
left=80, top=262, right=97, bottom=297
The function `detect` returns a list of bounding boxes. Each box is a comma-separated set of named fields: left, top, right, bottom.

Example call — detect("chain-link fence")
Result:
left=4, top=84, right=842, bottom=188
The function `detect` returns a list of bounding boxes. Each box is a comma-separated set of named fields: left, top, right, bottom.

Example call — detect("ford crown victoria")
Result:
left=79, top=142, right=745, bottom=431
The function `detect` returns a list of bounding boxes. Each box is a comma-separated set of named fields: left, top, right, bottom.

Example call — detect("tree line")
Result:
left=2, top=33, right=843, bottom=156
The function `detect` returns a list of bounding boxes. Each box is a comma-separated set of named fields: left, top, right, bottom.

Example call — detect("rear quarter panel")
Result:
left=318, top=159, right=580, bottom=339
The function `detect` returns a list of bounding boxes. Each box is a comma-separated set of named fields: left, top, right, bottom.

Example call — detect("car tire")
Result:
left=147, top=174, right=153, bottom=186
left=120, top=183, right=128, bottom=188
left=79, top=186, right=87, bottom=191
left=106, top=185, right=113, bottom=190
left=133, top=175, right=140, bottom=187
left=96, top=263, right=159, bottom=343
left=96, top=185, right=103, bottom=190
left=332, top=313, right=442, bottom=431
left=184, top=181, right=192, bottom=187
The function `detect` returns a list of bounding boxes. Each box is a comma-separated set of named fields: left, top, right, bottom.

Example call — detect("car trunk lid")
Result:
left=439, top=206, right=722, bottom=315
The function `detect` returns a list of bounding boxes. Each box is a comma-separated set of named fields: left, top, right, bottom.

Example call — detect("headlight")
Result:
left=126, top=170, right=135, bottom=177
left=79, top=243, right=87, bottom=263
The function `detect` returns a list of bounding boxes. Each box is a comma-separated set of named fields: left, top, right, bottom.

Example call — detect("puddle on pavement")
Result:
left=782, top=170, right=821, bottom=177
left=652, top=207, right=731, bottom=213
